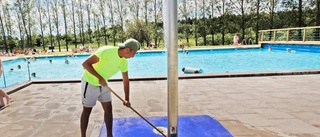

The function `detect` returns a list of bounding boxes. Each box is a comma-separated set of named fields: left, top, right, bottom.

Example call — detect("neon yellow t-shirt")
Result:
left=82, top=46, right=128, bottom=86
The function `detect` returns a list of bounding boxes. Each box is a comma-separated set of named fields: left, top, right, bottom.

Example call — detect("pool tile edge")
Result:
left=4, top=69, right=320, bottom=95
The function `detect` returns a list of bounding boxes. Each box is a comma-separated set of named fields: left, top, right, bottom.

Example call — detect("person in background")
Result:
left=233, top=33, right=239, bottom=47
left=178, top=39, right=184, bottom=49
left=182, top=68, right=199, bottom=73
left=80, top=38, right=140, bottom=137
left=88, top=44, right=93, bottom=53
left=0, top=58, right=11, bottom=108
left=286, top=48, right=291, bottom=52
left=30, top=56, right=36, bottom=61
left=65, top=58, right=70, bottom=64
left=80, top=44, right=84, bottom=52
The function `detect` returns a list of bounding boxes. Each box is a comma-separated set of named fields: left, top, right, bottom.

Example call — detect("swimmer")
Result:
left=31, top=56, right=36, bottom=61
left=49, top=60, right=52, bottom=63
left=17, top=65, right=21, bottom=69
left=286, top=48, right=291, bottom=52
left=65, top=58, right=70, bottom=64
left=31, top=72, right=36, bottom=77
left=182, top=68, right=199, bottom=73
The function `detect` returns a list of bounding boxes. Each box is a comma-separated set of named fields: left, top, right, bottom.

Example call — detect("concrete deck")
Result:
left=1, top=74, right=320, bottom=137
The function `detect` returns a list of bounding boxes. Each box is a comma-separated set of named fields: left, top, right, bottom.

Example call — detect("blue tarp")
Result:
left=99, top=115, right=233, bottom=137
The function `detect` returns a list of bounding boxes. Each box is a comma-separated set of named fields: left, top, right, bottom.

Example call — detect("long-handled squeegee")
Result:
left=105, top=86, right=167, bottom=137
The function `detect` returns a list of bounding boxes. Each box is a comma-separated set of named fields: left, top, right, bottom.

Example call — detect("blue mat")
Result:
left=99, top=115, right=233, bottom=137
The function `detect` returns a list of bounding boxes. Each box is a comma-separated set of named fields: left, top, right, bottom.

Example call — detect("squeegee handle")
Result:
left=105, top=86, right=167, bottom=137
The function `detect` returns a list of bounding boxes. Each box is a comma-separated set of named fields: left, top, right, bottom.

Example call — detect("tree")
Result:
left=3, top=2, right=15, bottom=52
left=61, top=0, right=69, bottom=51
left=45, top=0, right=54, bottom=52
left=216, top=0, right=231, bottom=45
left=317, top=0, right=320, bottom=26
left=93, top=11, right=101, bottom=47
left=254, top=0, right=261, bottom=44
left=53, top=0, right=61, bottom=52
left=15, top=0, right=32, bottom=48
left=194, top=0, right=198, bottom=46
left=14, top=7, right=25, bottom=49
left=316, top=0, right=320, bottom=41
left=126, top=19, right=152, bottom=47
left=151, top=0, right=162, bottom=46
left=179, top=0, right=194, bottom=44
left=208, top=0, right=218, bottom=45
left=115, top=0, right=128, bottom=43
left=262, top=0, right=279, bottom=40
left=199, top=0, right=209, bottom=45
left=98, top=0, right=108, bottom=45
left=86, top=0, right=93, bottom=45
left=107, top=0, right=116, bottom=46
left=27, top=1, right=34, bottom=48
left=130, top=0, right=141, bottom=20
left=36, top=0, right=46, bottom=50
left=0, top=8, right=8, bottom=53
left=78, top=0, right=85, bottom=45
left=71, top=0, right=78, bottom=48
left=307, top=0, right=320, bottom=40
left=230, top=0, right=254, bottom=42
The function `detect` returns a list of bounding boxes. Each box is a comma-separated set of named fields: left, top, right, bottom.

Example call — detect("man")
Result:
left=0, top=58, right=10, bottom=108
left=233, top=33, right=239, bottom=47
left=80, top=38, right=140, bottom=137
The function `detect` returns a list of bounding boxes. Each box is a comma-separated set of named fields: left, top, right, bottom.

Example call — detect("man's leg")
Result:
left=101, top=102, right=113, bottom=137
left=0, top=95, right=4, bottom=107
left=81, top=106, right=93, bottom=137
left=5, top=95, right=10, bottom=104
left=0, top=89, right=9, bottom=105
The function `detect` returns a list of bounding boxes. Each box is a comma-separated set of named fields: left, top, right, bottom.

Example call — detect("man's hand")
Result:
left=99, top=78, right=108, bottom=87
left=123, top=100, right=131, bottom=108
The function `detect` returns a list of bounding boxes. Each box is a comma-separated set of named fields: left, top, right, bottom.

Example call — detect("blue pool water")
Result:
left=2, top=47, right=320, bottom=87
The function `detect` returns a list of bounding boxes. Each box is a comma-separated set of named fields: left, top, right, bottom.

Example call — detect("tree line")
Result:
left=0, top=0, right=319, bottom=53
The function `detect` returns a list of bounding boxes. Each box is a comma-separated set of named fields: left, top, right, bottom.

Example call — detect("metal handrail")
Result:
left=259, top=26, right=320, bottom=44
left=2, top=69, right=6, bottom=87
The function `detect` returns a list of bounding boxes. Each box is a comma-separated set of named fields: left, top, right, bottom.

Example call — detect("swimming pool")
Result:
left=2, top=47, right=320, bottom=88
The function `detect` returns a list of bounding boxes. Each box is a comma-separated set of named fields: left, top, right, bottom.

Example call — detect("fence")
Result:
left=259, top=26, right=320, bottom=44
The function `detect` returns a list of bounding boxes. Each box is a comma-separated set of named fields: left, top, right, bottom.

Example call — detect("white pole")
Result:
left=163, top=0, right=178, bottom=137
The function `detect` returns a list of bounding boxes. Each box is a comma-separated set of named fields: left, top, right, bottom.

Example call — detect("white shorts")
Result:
left=81, top=79, right=112, bottom=107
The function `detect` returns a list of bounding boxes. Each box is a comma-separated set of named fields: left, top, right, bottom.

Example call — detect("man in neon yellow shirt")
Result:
left=80, top=38, right=140, bottom=137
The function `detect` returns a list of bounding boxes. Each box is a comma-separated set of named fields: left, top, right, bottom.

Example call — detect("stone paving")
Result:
left=1, top=74, right=320, bottom=137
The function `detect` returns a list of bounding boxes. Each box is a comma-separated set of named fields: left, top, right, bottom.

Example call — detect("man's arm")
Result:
left=122, top=71, right=131, bottom=107
left=82, top=54, right=107, bottom=87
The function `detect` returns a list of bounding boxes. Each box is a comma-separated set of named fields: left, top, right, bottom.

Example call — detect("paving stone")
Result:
left=254, top=108, right=295, bottom=119
left=271, top=119, right=320, bottom=134
left=1, top=74, right=320, bottom=136
left=232, top=113, right=277, bottom=127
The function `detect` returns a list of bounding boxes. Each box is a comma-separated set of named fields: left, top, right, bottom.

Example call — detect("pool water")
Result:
left=2, top=48, right=320, bottom=87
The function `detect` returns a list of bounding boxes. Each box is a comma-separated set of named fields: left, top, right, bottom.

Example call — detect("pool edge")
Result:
left=5, top=69, right=320, bottom=95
